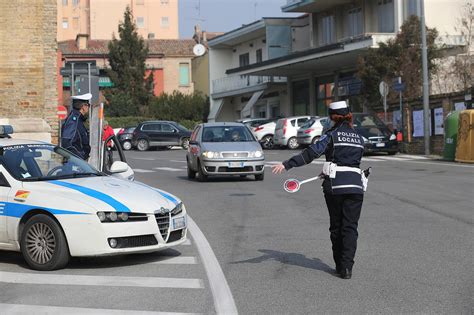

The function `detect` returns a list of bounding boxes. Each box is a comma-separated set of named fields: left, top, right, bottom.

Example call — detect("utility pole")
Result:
left=420, top=0, right=430, bottom=155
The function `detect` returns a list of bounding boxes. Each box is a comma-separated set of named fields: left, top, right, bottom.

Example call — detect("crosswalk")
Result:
left=0, top=238, right=212, bottom=314
left=128, top=155, right=433, bottom=174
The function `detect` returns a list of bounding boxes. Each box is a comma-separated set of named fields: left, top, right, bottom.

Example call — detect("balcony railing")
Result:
left=212, top=75, right=286, bottom=95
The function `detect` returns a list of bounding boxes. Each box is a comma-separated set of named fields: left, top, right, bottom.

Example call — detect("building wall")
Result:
left=90, top=0, right=179, bottom=40
left=57, top=0, right=90, bottom=41
left=231, top=37, right=268, bottom=68
left=0, top=0, right=58, bottom=143
left=192, top=54, right=210, bottom=96
left=147, top=57, right=194, bottom=94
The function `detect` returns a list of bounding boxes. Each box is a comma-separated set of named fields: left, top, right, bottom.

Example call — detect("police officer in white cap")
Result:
left=61, top=93, right=92, bottom=160
left=272, top=101, right=365, bottom=279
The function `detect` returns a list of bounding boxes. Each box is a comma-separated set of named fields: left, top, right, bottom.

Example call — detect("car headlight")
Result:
left=389, top=134, right=396, bottom=141
left=171, top=202, right=184, bottom=216
left=249, top=150, right=263, bottom=158
left=97, top=211, right=148, bottom=223
left=202, top=151, right=220, bottom=159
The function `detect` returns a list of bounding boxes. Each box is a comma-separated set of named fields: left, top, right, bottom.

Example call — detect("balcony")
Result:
left=212, top=75, right=286, bottom=99
left=282, top=0, right=353, bottom=13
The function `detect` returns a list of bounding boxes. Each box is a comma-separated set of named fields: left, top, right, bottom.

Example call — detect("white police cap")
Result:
left=71, top=93, right=92, bottom=101
left=329, top=101, right=348, bottom=110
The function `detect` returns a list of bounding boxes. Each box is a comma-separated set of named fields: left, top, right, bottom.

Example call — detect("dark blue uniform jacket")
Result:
left=283, top=121, right=365, bottom=195
left=61, top=109, right=90, bottom=160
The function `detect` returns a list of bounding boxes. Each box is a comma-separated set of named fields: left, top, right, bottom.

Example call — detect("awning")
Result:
left=241, top=90, right=264, bottom=118
left=62, top=76, right=113, bottom=88
left=207, top=99, right=225, bottom=122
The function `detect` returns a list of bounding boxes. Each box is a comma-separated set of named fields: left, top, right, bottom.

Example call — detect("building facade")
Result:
left=0, top=0, right=58, bottom=142
left=208, top=0, right=467, bottom=124
left=57, top=0, right=179, bottom=41
left=58, top=36, right=195, bottom=107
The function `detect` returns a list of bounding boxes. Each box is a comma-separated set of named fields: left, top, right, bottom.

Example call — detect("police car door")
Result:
left=0, top=170, right=11, bottom=243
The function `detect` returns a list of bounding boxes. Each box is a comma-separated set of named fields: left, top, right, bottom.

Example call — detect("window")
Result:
left=62, top=18, right=68, bottom=29
left=407, top=0, right=419, bottom=17
left=377, top=0, right=394, bottom=33
left=256, top=49, right=263, bottom=63
left=161, top=17, right=169, bottom=28
left=179, top=63, right=190, bottom=86
left=316, top=77, right=335, bottom=116
left=161, top=124, right=175, bottom=132
left=148, top=33, right=155, bottom=39
left=348, top=7, right=363, bottom=37
left=292, top=80, right=310, bottom=115
left=62, top=0, right=68, bottom=5
left=191, top=126, right=201, bottom=141
left=72, top=0, right=79, bottom=6
left=136, top=17, right=144, bottom=28
left=320, top=15, right=335, bottom=45
left=239, top=53, right=250, bottom=67
left=72, top=17, right=79, bottom=29
left=141, top=124, right=160, bottom=132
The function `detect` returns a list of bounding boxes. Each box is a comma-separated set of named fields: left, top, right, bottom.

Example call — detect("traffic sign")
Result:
left=57, top=105, right=67, bottom=120
left=379, top=81, right=389, bottom=97
left=393, top=82, right=406, bottom=92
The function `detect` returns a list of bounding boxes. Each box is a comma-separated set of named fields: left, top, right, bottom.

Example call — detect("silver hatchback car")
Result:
left=186, top=122, right=265, bottom=181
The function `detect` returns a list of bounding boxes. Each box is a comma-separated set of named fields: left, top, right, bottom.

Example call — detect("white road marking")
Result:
left=150, top=256, right=197, bottom=265
left=311, top=160, right=325, bottom=164
left=133, top=169, right=155, bottom=173
left=398, top=155, right=430, bottom=159
left=392, top=159, right=474, bottom=168
left=170, top=160, right=187, bottom=163
left=361, top=157, right=383, bottom=162
left=0, top=271, right=203, bottom=289
left=266, top=161, right=281, bottom=164
left=154, top=167, right=185, bottom=172
left=188, top=216, right=238, bottom=315
left=368, top=156, right=413, bottom=161
left=130, top=157, right=155, bottom=161
left=0, top=304, right=197, bottom=315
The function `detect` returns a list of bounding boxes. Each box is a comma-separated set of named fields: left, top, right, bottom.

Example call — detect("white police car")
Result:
left=0, top=126, right=187, bottom=270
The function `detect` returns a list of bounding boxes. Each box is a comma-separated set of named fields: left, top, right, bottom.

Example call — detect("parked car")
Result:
left=296, top=117, right=330, bottom=146
left=252, top=120, right=277, bottom=149
left=116, top=126, right=136, bottom=150
left=352, top=113, right=398, bottom=155
left=186, top=122, right=265, bottom=181
left=237, top=118, right=272, bottom=129
left=132, top=121, right=192, bottom=151
left=273, top=116, right=313, bottom=149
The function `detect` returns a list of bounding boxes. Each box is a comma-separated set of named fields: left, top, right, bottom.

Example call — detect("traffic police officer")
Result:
left=272, top=101, right=365, bottom=279
left=61, top=93, right=92, bottom=160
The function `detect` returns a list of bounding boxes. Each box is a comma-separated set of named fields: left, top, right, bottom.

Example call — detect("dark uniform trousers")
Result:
left=324, top=193, right=363, bottom=270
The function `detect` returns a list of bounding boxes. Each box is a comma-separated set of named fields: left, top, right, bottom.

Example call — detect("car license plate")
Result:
left=228, top=162, right=244, bottom=168
left=376, top=143, right=385, bottom=147
left=173, top=217, right=186, bottom=230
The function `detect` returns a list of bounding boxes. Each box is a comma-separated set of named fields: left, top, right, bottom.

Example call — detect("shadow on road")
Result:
left=231, top=249, right=335, bottom=275
left=176, top=175, right=257, bottom=183
left=0, top=248, right=184, bottom=270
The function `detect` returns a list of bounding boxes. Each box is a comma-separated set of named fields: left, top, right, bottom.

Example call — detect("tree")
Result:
left=357, top=16, right=439, bottom=108
left=149, top=91, right=210, bottom=123
left=453, top=1, right=473, bottom=91
left=105, top=6, right=150, bottom=116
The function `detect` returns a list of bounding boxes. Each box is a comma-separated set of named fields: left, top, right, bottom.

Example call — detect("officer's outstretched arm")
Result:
left=282, top=134, right=331, bottom=170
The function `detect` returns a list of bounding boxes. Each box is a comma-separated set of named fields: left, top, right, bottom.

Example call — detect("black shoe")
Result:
left=340, top=268, right=352, bottom=279
left=335, top=264, right=342, bottom=274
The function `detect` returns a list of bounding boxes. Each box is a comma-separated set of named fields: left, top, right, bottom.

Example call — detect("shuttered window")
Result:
left=179, top=63, right=190, bottom=86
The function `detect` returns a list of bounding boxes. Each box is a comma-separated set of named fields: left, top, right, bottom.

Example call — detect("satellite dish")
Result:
left=193, top=44, right=206, bottom=56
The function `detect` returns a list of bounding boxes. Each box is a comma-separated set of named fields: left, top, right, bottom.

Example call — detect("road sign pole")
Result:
left=398, top=77, right=403, bottom=139
left=421, top=0, right=430, bottom=155
left=384, top=94, right=387, bottom=123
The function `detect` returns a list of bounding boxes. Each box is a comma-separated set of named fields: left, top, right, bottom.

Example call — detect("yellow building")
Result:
left=57, top=0, right=179, bottom=41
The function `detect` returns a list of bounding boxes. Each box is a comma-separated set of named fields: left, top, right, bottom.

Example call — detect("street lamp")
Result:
left=420, top=0, right=430, bottom=155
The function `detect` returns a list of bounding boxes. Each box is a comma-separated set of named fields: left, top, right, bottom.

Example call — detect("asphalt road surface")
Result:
left=1, top=148, right=472, bottom=314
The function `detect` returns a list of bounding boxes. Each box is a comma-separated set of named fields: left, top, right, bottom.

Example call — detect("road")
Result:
left=0, top=149, right=472, bottom=314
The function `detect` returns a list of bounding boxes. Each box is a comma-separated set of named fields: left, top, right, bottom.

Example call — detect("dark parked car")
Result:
left=132, top=121, right=192, bottom=151
left=352, top=113, right=398, bottom=155
left=116, top=126, right=136, bottom=151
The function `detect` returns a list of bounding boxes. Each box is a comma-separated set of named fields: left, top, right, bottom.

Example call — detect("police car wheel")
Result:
left=287, top=137, right=299, bottom=150
left=137, top=139, right=149, bottom=151
left=20, top=214, right=70, bottom=271
left=122, top=141, right=132, bottom=151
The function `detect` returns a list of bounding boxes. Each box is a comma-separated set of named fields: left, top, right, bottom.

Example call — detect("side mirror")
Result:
left=109, top=161, right=129, bottom=174
left=189, top=140, right=198, bottom=146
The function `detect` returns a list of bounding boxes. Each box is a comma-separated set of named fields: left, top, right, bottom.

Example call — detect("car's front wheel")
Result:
left=287, top=137, right=299, bottom=150
left=187, top=159, right=196, bottom=179
left=197, top=160, right=208, bottom=182
left=20, top=214, right=70, bottom=271
left=122, top=140, right=132, bottom=151
left=261, top=135, right=274, bottom=149
left=137, top=139, right=149, bottom=151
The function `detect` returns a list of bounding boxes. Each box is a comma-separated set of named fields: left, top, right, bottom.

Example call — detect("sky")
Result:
left=178, top=0, right=300, bottom=38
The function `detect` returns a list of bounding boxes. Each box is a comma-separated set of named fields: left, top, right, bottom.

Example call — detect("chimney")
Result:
left=76, top=34, right=89, bottom=50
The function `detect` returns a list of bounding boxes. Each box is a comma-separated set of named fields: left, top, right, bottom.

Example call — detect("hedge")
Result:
left=106, top=116, right=201, bottom=131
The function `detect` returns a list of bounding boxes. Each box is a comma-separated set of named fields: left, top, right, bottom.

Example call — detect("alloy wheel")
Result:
left=25, top=222, right=56, bottom=265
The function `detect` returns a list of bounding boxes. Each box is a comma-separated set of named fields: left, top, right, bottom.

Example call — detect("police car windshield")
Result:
left=0, top=144, right=102, bottom=181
